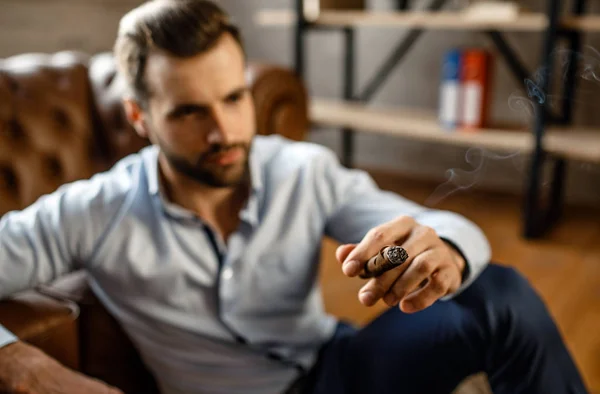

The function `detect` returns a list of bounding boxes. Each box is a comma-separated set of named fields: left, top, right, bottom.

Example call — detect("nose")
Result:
left=206, top=106, right=230, bottom=145
left=206, top=127, right=225, bottom=145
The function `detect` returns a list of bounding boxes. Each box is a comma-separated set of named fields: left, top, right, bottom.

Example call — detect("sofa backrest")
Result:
left=0, top=51, right=109, bottom=217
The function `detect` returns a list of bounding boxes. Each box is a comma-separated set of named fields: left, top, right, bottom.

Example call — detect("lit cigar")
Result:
left=359, top=246, right=409, bottom=279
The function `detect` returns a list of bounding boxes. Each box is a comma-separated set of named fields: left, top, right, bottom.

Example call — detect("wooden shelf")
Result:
left=255, top=9, right=600, bottom=32
left=561, top=16, right=600, bottom=32
left=309, top=98, right=600, bottom=163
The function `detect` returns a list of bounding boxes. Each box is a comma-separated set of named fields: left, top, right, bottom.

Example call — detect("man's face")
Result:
left=128, top=33, right=256, bottom=188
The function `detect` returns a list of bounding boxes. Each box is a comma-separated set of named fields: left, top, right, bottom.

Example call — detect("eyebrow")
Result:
left=166, top=86, right=250, bottom=119
left=225, top=86, right=250, bottom=99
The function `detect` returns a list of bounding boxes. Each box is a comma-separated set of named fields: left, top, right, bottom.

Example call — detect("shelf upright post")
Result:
left=397, top=0, right=410, bottom=10
left=561, top=1, right=586, bottom=124
left=523, top=0, right=561, bottom=239
left=294, top=0, right=306, bottom=79
left=342, top=27, right=356, bottom=168
left=545, top=0, right=588, bottom=227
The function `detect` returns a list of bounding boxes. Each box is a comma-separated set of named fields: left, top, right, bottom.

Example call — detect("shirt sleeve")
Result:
left=318, top=148, right=491, bottom=298
left=0, top=325, right=17, bottom=349
left=0, top=174, right=117, bottom=300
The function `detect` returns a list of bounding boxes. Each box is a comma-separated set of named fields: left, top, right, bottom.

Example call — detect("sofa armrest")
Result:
left=37, top=271, right=161, bottom=394
left=0, top=291, right=79, bottom=371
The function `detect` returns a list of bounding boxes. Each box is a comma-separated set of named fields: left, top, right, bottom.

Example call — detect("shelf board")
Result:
left=309, top=98, right=600, bottom=163
left=255, top=9, right=548, bottom=31
left=256, top=9, right=600, bottom=33
left=561, top=16, right=600, bottom=32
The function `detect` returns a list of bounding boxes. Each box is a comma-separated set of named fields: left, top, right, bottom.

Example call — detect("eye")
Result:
left=180, top=107, right=197, bottom=116
left=171, top=105, right=208, bottom=119
left=225, top=91, right=244, bottom=104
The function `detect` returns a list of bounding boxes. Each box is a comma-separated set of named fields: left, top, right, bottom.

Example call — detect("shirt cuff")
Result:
left=414, top=210, right=491, bottom=300
left=0, top=325, right=18, bottom=348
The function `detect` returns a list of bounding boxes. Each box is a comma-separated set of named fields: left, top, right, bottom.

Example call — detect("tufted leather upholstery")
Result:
left=0, top=52, right=107, bottom=216
left=247, top=62, right=309, bottom=142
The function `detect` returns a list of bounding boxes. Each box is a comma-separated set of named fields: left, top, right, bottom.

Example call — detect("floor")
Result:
left=317, top=168, right=600, bottom=392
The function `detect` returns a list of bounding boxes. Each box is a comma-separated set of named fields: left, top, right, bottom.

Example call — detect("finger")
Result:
left=335, top=244, right=357, bottom=265
left=358, top=255, right=412, bottom=306
left=342, top=216, right=416, bottom=276
left=385, top=248, right=439, bottom=306
left=359, top=229, right=436, bottom=306
left=400, top=265, right=459, bottom=313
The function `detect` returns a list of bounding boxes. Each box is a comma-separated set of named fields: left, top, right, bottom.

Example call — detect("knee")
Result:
left=481, top=264, right=556, bottom=341
left=478, top=264, right=539, bottom=307
left=458, top=264, right=539, bottom=314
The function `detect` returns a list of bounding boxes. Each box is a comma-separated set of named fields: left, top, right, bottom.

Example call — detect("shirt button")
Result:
left=222, top=267, right=234, bottom=280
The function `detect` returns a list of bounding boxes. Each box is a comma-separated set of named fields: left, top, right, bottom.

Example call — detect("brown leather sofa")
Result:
left=0, top=50, right=309, bottom=393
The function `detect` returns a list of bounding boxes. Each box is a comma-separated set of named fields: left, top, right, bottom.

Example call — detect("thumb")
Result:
left=335, top=244, right=357, bottom=265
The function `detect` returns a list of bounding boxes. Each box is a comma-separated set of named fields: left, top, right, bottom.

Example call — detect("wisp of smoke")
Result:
left=556, top=45, right=600, bottom=84
left=508, top=91, right=537, bottom=121
left=524, top=79, right=546, bottom=104
left=425, top=147, right=524, bottom=206
left=509, top=45, right=600, bottom=118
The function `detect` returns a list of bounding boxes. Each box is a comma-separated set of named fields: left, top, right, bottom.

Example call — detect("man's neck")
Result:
left=157, top=155, right=249, bottom=240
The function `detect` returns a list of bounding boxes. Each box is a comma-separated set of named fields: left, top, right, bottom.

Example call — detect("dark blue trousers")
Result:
left=307, top=264, right=589, bottom=394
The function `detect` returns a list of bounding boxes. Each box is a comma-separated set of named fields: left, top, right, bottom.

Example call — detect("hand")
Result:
left=336, top=215, right=466, bottom=313
left=0, top=341, right=123, bottom=394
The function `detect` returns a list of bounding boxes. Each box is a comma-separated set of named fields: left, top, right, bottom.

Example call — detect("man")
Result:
left=0, top=1, right=588, bottom=393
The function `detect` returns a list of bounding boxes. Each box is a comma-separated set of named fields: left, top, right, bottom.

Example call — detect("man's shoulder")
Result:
left=253, top=135, right=339, bottom=172
left=52, top=145, right=155, bottom=207
left=4, top=146, right=155, bottom=234
left=105, top=145, right=156, bottom=180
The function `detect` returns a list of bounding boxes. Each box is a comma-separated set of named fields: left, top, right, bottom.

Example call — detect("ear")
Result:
left=123, top=99, right=150, bottom=139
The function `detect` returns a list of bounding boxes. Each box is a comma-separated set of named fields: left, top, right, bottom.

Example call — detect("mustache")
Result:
left=199, top=143, right=249, bottom=161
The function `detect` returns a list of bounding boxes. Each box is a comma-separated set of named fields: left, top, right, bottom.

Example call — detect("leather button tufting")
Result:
left=6, top=118, right=25, bottom=141
left=53, top=108, right=71, bottom=130
left=44, top=156, right=63, bottom=179
left=0, top=166, right=18, bottom=190
left=1, top=73, right=19, bottom=93
left=0, top=51, right=109, bottom=217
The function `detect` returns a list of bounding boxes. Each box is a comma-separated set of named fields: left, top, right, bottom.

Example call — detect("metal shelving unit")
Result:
left=257, top=0, right=599, bottom=239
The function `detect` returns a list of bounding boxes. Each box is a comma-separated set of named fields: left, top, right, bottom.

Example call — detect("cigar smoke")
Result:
left=507, top=45, right=600, bottom=121
left=425, top=147, right=524, bottom=206
left=558, top=45, right=600, bottom=84
left=426, top=46, right=600, bottom=206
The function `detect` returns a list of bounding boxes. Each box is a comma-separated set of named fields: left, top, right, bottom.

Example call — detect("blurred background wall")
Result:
left=2, top=0, right=600, bottom=206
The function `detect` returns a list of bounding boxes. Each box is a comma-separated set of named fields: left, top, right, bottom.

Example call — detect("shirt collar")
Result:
left=145, top=145, right=161, bottom=197
left=144, top=144, right=263, bottom=227
left=240, top=146, right=263, bottom=227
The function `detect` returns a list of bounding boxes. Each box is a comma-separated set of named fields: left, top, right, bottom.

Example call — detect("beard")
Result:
left=161, top=141, right=252, bottom=188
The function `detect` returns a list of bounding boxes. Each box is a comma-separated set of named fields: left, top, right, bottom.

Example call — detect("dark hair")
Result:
left=114, top=0, right=244, bottom=107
